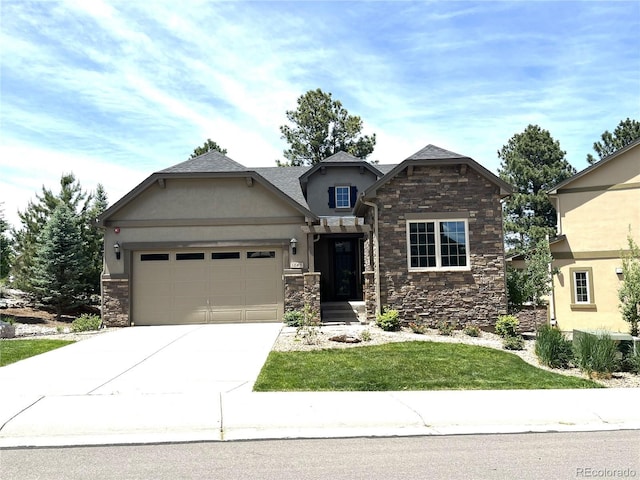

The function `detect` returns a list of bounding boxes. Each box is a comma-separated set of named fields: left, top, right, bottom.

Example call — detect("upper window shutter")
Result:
left=350, top=186, right=358, bottom=206
left=328, top=187, right=336, bottom=208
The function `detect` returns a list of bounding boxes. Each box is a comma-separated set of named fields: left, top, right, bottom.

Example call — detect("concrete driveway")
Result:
left=0, top=324, right=282, bottom=396
left=0, top=324, right=282, bottom=445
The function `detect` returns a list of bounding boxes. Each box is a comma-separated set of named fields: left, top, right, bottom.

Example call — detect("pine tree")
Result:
left=12, top=174, right=92, bottom=291
left=0, top=203, right=12, bottom=279
left=587, top=118, right=640, bottom=165
left=279, top=88, right=376, bottom=166
left=83, top=184, right=108, bottom=294
left=31, top=204, right=88, bottom=319
left=190, top=139, right=227, bottom=158
left=498, top=125, right=576, bottom=253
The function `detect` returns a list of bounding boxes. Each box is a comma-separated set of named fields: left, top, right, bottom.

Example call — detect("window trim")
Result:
left=406, top=218, right=471, bottom=272
left=335, top=185, right=351, bottom=209
left=570, top=267, right=596, bottom=309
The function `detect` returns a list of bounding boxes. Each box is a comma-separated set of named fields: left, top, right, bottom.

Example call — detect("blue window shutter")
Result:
left=328, top=187, right=336, bottom=208
left=350, top=186, right=358, bottom=206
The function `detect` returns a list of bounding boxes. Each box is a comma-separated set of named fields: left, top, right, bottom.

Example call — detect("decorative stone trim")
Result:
left=284, top=272, right=321, bottom=318
left=363, top=270, right=376, bottom=322
left=303, top=272, right=321, bottom=318
left=102, top=277, right=130, bottom=327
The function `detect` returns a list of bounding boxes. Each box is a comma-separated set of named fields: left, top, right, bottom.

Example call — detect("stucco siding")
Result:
left=111, top=178, right=303, bottom=221
left=306, top=166, right=378, bottom=216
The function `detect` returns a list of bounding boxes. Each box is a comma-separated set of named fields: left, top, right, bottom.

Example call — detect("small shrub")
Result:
left=503, top=334, right=525, bottom=351
left=408, top=322, right=427, bottom=334
left=463, top=323, right=481, bottom=337
left=71, top=314, right=101, bottom=332
left=573, top=331, right=619, bottom=378
left=535, top=324, right=573, bottom=368
left=295, top=305, right=321, bottom=345
left=360, top=329, right=372, bottom=342
left=437, top=320, right=454, bottom=336
left=376, top=308, right=400, bottom=331
left=495, top=315, right=519, bottom=338
left=2, top=316, right=16, bottom=325
left=283, top=310, right=303, bottom=327
left=625, top=349, right=640, bottom=375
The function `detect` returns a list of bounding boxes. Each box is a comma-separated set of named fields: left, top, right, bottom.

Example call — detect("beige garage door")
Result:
left=133, top=248, right=283, bottom=325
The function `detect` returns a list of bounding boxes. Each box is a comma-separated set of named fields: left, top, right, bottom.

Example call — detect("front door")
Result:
left=333, top=239, right=357, bottom=300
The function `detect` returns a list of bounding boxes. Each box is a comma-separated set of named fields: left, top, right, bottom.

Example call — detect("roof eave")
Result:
left=98, top=170, right=318, bottom=226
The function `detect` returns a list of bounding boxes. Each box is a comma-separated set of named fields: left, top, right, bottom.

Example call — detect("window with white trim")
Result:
left=335, top=186, right=351, bottom=208
left=407, top=219, right=470, bottom=271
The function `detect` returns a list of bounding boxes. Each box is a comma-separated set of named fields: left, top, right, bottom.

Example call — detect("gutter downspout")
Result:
left=362, top=199, right=381, bottom=315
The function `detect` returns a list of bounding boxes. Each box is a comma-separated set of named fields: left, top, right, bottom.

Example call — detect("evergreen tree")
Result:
left=84, top=184, right=108, bottom=294
left=279, top=88, right=376, bottom=166
left=31, top=204, right=88, bottom=318
left=0, top=203, right=12, bottom=279
left=12, top=174, right=92, bottom=291
left=190, top=139, right=227, bottom=158
left=498, top=125, right=576, bottom=253
left=587, top=118, right=640, bottom=165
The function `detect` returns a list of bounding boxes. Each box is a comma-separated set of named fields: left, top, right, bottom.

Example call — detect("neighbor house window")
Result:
left=570, top=267, right=595, bottom=308
left=335, top=186, right=351, bottom=208
left=407, top=219, right=470, bottom=271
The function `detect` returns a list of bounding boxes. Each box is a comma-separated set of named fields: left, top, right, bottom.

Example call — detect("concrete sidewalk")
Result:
left=1, top=326, right=639, bottom=448
left=1, top=389, right=639, bottom=447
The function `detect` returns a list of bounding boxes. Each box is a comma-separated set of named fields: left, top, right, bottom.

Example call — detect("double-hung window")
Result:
left=570, top=267, right=595, bottom=308
left=407, top=219, right=470, bottom=271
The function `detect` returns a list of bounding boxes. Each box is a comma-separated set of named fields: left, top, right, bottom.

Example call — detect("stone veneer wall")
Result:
left=284, top=272, right=321, bottom=318
left=102, top=277, right=130, bottom=327
left=512, top=306, right=549, bottom=333
left=374, top=164, right=508, bottom=328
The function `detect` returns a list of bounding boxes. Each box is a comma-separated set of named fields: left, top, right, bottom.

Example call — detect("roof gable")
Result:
left=298, top=150, right=383, bottom=184
left=99, top=153, right=316, bottom=225
left=405, top=144, right=467, bottom=160
left=159, top=150, right=246, bottom=173
left=548, top=138, right=640, bottom=194
left=357, top=144, right=512, bottom=210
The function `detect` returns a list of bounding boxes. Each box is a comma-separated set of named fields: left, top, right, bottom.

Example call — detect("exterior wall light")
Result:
left=114, top=242, right=121, bottom=260
left=290, top=238, right=298, bottom=255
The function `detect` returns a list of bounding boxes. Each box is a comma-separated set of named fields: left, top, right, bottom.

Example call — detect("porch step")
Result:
left=321, top=301, right=366, bottom=325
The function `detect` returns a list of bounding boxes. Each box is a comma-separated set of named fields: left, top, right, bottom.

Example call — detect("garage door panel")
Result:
left=246, top=308, right=279, bottom=322
left=211, top=294, right=245, bottom=307
left=211, top=309, right=244, bottom=323
left=133, top=248, right=283, bottom=325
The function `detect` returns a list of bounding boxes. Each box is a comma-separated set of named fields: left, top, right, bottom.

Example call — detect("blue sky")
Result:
left=1, top=0, right=639, bottom=229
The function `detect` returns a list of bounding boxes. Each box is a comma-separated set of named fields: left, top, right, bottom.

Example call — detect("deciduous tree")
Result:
left=619, top=232, right=640, bottom=336
left=279, top=88, right=376, bottom=166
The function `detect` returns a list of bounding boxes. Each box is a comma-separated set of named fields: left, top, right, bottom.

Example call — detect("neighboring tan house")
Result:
left=547, top=139, right=640, bottom=333
left=98, top=145, right=511, bottom=327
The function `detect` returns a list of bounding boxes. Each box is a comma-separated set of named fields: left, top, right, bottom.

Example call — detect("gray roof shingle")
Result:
left=406, top=144, right=467, bottom=160
left=254, top=166, right=311, bottom=209
left=159, top=150, right=246, bottom=173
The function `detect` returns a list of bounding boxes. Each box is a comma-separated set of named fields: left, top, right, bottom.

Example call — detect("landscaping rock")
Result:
left=329, top=334, right=361, bottom=344
left=0, top=320, right=16, bottom=339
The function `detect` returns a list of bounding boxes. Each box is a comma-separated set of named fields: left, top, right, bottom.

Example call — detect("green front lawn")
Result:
left=0, top=339, right=75, bottom=367
left=254, top=341, right=600, bottom=391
